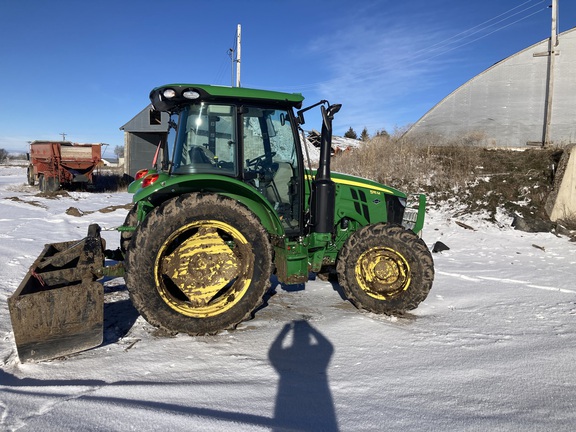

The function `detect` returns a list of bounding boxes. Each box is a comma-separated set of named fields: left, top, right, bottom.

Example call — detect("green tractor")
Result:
left=121, top=84, right=434, bottom=335
left=8, top=84, right=434, bottom=361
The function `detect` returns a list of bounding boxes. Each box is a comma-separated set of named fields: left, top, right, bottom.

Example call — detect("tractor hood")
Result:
left=306, top=170, right=406, bottom=198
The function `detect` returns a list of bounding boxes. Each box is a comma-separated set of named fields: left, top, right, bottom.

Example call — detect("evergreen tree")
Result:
left=344, top=127, right=357, bottom=139
left=360, top=127, right=369, bottom=141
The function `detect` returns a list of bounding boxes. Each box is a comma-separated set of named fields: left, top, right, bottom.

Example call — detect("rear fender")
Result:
left=132, top=174, right=285, bottom=236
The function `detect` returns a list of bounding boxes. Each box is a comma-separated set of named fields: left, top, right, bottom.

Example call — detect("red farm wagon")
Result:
left=27, top=141, right=102, bottom=192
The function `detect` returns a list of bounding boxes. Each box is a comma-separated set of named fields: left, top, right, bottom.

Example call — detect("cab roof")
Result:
left=150, top=84, right=305, bottom=112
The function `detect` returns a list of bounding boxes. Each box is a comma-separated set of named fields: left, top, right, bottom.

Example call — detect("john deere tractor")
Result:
left=8, top=84, right=434, bottom=361
left=121, top=84, right=434, bottom=335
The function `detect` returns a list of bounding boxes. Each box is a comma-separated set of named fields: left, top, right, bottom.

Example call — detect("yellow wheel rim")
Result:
left=154, top=220, right=253, bottom=318
left=354, top=247, right=411, bottom=300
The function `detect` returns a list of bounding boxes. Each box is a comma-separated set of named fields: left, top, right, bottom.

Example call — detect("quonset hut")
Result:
left=405, top=27, right=576, bottom=148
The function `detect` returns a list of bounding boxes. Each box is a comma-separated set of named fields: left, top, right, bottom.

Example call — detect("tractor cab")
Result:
left=170, top=101, right=302, bottom=232
left=148, top=85, right=306, bottom=235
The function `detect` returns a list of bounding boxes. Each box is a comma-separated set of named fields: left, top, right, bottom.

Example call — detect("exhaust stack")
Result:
left=310, top=103, right=341, bottom=234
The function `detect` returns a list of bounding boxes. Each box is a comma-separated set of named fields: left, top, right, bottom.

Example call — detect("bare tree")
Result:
left=0, top=148, right=8, bottom=163
left=114, top=145, right=125, bottom=158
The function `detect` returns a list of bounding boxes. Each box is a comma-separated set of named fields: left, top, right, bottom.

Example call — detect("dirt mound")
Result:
left=4, top=196, right=47, bottom=208
left=65, top=203, right=133, bottom=217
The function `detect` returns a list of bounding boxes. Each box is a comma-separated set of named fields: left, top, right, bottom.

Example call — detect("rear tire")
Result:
left=120, top=204, right=138, bottom=253
left=125, top=193, right=273, bottom=335
left=337, top=224, right=434, bottom=314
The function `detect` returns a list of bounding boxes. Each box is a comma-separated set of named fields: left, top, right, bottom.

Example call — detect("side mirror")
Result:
left=327, top=104, right=342, bottom=118
left=296, top=110, right=306, bottom=125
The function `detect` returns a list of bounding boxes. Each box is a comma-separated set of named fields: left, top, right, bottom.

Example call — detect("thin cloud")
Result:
left=284, top=1, right=548, bottom=135
left=301, top=17, right=459, bottom=133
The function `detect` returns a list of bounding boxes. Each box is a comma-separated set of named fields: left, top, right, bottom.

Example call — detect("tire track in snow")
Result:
left=437, top=271, right=576, bottom=294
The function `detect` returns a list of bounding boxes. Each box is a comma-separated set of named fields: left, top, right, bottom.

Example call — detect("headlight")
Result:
left=183, top=90, right=200, bottom=99
left=162, top=88, right=177, bottom=99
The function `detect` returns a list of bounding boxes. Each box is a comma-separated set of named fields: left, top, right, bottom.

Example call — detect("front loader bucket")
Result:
left=8, top=224, right=106, bottom=362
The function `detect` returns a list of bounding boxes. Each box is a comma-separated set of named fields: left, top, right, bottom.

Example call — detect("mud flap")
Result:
left=8, top=224, right=106, bottom=362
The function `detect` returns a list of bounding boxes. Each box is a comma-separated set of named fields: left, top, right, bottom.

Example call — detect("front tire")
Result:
left=27, top=165, right=35, bottom=186
left=337, top=224, right=434, bottom=314
left=125, top=193, right=273, bottom=335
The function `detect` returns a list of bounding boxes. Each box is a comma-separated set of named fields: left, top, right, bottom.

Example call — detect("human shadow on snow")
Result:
left=268, top=320, right=339, bottom=431
left=1, top=320, right=339, bottom=431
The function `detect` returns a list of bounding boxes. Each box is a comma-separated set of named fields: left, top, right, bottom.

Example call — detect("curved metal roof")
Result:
left=406, top=27, right=576, bottom=147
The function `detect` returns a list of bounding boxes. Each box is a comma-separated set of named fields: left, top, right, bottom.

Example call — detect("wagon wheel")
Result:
left=38, top=174, right=45, bottom=192
left=27, top=165, right=35, bottom=186
left=125, top=193, right=273, bottom=335
left=45, top=176, right=60, bottom=193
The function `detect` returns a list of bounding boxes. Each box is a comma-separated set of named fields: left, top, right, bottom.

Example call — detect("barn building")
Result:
left=120, top=105, right=169, bottom=179
left=405, top=27, right=576, bottom=148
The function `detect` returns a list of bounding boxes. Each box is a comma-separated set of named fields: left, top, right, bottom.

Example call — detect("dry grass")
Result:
left=331, top=130, right=559, bottom=223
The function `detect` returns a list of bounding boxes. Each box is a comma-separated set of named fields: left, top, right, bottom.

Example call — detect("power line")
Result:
left=420, top=0, right=545, bottom=55
left=277, top=1, right=549, bottom=93
left=213, top=29, right=239, bottom=86
left=410, top=6, right=549, bottom=65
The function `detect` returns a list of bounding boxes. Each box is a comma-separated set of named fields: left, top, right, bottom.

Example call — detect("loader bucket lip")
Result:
left=9, top=281, right=103, bottom=362
left=8, top=224, right=106, bottom=362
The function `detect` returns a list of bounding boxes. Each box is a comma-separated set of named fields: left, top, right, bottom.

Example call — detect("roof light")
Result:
left=182, top=90, right=200, bottom=100
left=162, top=88, right=177, bottom=99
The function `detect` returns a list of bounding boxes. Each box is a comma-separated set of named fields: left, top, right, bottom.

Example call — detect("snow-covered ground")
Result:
left=1, top=163, right=575, bottom=431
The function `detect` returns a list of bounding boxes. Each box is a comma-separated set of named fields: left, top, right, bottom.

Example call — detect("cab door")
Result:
left=241, top=106, right=303, bottom=235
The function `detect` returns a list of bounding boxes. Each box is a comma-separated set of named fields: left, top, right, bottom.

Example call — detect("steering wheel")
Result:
left=247, top=152, right=276, bottom=168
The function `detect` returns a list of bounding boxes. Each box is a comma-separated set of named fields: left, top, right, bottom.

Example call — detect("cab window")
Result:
left=173, top=103, right=237, bottom=175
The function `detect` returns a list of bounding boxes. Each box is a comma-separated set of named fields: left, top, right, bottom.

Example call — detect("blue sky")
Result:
left=0, top=0, right=573, bottom=154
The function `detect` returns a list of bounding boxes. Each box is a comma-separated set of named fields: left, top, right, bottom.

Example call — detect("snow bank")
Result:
left=1, top=165, right=575, bottom=431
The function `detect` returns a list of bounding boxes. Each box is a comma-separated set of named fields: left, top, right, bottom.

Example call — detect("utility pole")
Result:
left=535, top=0, right=559, bottom=146
left=60, top=133, right=67, bottom=142
left=235, top=24, right=242, bottom=87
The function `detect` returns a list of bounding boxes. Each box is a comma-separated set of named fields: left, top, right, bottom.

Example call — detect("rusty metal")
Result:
left=28, top=141, right=102, bottom=191
left=8, top=224, right=106, bottom=362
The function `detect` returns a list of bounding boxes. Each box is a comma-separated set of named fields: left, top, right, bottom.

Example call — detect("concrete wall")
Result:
left=548, top=146, right=576, bottom=222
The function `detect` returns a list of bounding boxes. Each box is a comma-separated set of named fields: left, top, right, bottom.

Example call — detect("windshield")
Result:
left=172, top=103, right=237, bottom=175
